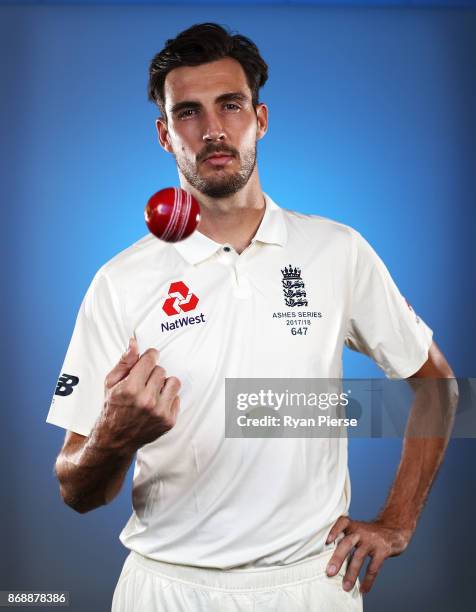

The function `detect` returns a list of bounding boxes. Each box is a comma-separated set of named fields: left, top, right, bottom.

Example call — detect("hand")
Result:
left=325, top=516, right=413, bottom=594
left=100, top=337, right=181, bottom=453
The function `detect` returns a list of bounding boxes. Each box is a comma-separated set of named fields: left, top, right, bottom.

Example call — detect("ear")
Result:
left=156, top=118, right=174, bottom=154
left=255, top=103, right=268, bottom=141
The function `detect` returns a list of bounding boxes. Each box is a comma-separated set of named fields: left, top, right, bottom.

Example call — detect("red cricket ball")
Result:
left=144, top=187, right=201, bottom=242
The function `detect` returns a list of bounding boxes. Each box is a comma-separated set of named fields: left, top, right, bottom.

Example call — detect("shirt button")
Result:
left=223, top=246, right=231, bottom=252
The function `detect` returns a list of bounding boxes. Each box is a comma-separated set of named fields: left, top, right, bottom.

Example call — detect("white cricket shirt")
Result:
left=46, top=193, right=433, bottom=568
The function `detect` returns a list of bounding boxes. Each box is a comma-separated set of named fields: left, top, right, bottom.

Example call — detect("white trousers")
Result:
left=111, top=546, right=363, bottom=611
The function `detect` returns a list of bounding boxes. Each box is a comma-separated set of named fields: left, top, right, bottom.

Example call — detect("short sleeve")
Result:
left=46, top=269, right=130, bottom=436
left=345, top=230, right=433, bottom=379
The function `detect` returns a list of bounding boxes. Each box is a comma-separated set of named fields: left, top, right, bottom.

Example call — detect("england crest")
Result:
left=281, top=265, right=308, bottom=307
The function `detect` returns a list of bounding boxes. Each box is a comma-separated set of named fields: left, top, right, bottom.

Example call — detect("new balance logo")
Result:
left=55, top=373, right=79, bottom=397
left=162, top=281, right=199, bottom=316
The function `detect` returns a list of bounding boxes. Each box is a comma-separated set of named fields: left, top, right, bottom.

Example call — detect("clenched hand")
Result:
left=100, top=337, right=181, bottom=453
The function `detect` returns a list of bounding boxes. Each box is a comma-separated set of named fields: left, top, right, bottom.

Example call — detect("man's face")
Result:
left=156, top=57, right=268, bottom=198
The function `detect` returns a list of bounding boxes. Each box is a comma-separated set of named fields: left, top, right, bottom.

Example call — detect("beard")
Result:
left=175, top=144, right=257, bottom=198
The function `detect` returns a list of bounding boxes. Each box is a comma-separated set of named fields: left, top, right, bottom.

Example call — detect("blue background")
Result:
left=1, top=1, right=475, bottom=611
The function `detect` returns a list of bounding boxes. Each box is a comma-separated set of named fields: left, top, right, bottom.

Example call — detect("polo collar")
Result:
left=252, top=193, right=287, bottom=248
left=173, top=192, right=287, bottom=265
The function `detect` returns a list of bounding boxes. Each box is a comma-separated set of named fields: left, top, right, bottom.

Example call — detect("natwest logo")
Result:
left=162, top=281, right=199, bottom=316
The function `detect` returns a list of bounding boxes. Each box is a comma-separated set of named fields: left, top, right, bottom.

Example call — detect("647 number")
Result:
left=291, top=327, right=308, bottom=335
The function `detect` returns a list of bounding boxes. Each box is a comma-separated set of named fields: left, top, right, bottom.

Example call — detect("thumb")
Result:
left=105, top=337, right=140, bottom=389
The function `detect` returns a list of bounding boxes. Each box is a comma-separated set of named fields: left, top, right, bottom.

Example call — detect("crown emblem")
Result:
left=281, top=265, right=302, bottom=280
left=280, top=264, right=308, bottom=307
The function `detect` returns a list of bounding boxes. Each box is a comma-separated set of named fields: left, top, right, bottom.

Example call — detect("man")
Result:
left=47, top=23, right=456, bottom=611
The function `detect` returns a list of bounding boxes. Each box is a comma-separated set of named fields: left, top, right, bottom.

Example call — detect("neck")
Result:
left=179, top=169, right=265, bottom=254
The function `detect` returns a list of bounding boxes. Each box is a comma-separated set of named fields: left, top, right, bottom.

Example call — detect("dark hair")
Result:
left=147, top=23, right=268, bottom=119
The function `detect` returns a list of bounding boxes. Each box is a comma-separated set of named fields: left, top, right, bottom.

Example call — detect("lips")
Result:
left=204, top=154, right=234, bottom=166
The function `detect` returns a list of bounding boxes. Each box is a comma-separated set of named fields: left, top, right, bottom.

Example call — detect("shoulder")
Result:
left=282, top=207, right=355, bottom=233
left=278, top=205, right=362, bottom=251
left=90, top=233, right=172, bottom=292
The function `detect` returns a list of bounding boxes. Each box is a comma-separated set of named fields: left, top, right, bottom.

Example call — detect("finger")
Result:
left=342, top=544, right=369, bottom=591
left=326, top=533, right=360, bottom=577
left=157, top=376, right=181, bottom=413
left=326, top=516, right=351, bottom=544
left=105, top=337, right=140, bottom=388
left=170, top=396, right=180, bottom=421
left=125, top=348, right=160, bottom=389
left=359, top=554, right=386, bottom=594
left=146, top=365, right=167, bottom=392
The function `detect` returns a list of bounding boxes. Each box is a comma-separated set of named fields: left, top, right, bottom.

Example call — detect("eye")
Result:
left=178, top=108, right=198, bottom=119
left=224, top=103, right=240, bottom=111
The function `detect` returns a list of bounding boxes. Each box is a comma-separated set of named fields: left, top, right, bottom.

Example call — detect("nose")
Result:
left=202, top=129, right=225, bottom=143
left=202, top=112, right=226, bottom=143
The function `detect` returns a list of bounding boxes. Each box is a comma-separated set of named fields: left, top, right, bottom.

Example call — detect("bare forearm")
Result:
left=55, top=424, right=135, bottom=514
left=377, top=377, right=458, bottom=532
left=376, top=437, right=447, bottom=532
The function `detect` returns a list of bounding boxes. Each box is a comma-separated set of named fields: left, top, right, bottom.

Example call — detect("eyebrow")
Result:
left=169, top=91, right=249, bottom=116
